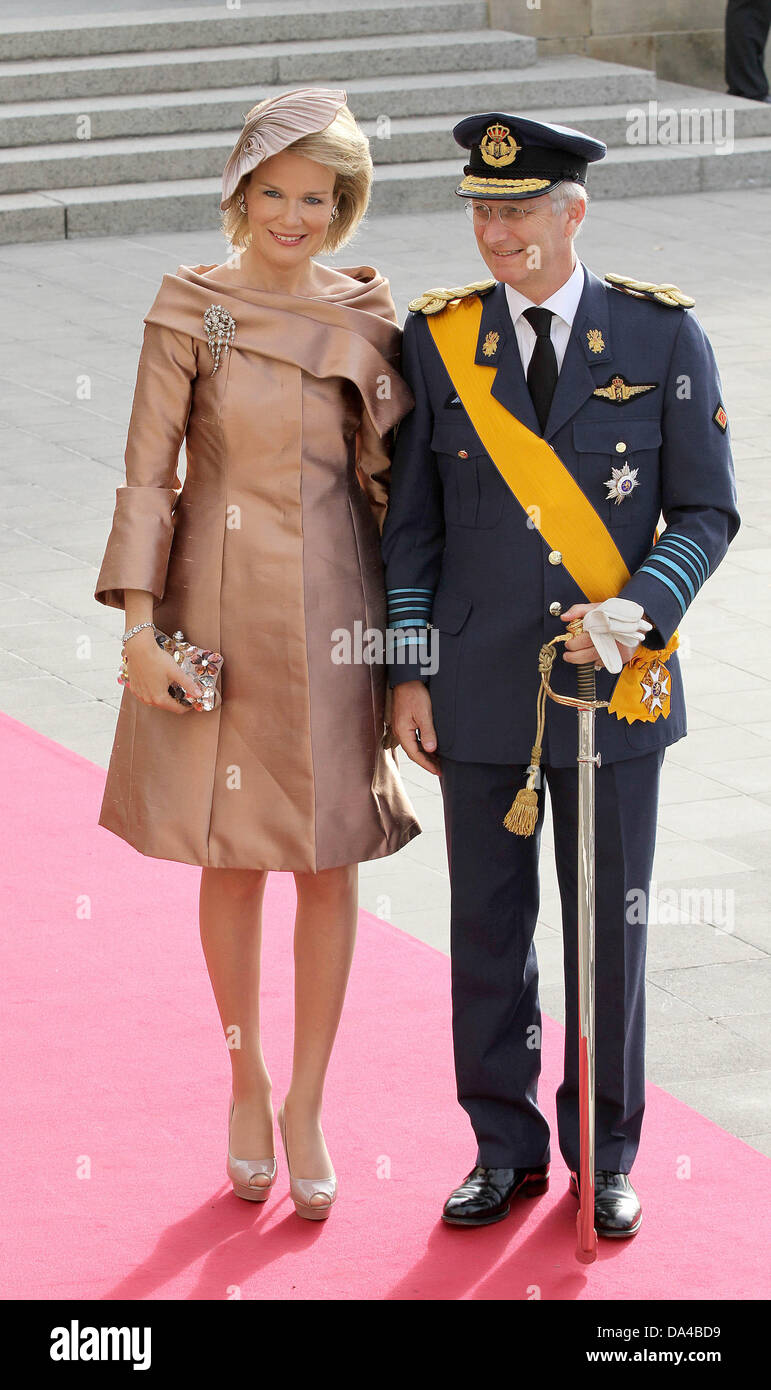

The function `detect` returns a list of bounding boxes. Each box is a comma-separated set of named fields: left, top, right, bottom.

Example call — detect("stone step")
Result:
left=0, top=30, right=536, bottom=102
left=501, top=95, right=771, bottom=150
left=0, top=130, right=231, bottom=195
left=0, top=0, right=490, bottom=59
left=0, top=58, right=658, bottom=148
left=4, top=135, right=771, bottom=244
left=372, top=138, right=771, bottom=209
left=5, top=92, right=767, bottom=195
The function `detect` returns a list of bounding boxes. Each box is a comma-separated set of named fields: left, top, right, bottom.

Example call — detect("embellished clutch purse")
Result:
left=118, top=628, right=224, bottom=711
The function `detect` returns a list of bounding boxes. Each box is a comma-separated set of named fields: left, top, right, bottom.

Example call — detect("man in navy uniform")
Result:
left=381, top=114, right=740, bottom=1236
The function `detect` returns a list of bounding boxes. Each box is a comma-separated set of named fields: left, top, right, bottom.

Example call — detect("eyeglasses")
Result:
left=463, top=201, right=537, bottom=226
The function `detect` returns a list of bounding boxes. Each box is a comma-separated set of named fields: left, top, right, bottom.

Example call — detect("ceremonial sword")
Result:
left=545, top=631, right=602, bottom=1263
left=574, top=651, right=601, bottom=1264
left=505, top=618, right=610, bottom=1263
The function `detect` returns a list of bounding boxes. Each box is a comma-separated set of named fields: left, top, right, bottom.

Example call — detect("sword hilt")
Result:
left=576, top=662, right=596, bottom=702
left=566, top=619, right=597, bottom=704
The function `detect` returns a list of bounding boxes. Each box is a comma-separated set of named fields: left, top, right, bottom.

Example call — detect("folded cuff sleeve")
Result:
left=94, top=484, right=181, bottom=611
left=94, top=320, right=197, bottom=610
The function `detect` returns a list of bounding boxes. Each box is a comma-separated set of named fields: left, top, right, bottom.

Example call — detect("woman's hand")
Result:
left=122, top=630, right=204, bottom=714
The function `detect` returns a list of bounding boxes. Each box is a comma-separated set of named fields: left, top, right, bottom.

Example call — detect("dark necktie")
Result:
left=523, top=305, right=558, bottom=433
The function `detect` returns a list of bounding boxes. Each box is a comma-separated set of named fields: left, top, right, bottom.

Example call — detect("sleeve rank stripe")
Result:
left=655, top=535, right=709, bottom=583
left=654, top=536, right=706, bottom=581
left=646, top=553, right=697, bottom=602
left=637, top=563, right=688, bottom=616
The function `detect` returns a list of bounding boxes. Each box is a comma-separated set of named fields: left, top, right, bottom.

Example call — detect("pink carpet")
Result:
left=2, top=708, right=768, bottom=1301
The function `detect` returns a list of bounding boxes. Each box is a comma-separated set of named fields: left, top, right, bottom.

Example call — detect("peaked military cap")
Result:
left=452, top=113, right=607, bottom=200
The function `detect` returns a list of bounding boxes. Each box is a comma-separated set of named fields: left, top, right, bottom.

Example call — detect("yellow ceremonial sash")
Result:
left=426, top=295, right=678, bottom=723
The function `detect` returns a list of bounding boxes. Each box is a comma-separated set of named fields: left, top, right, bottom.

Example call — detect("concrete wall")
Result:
left=488, top=0, right=731, bottom=90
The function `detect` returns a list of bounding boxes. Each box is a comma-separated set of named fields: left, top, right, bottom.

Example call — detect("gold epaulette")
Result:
left=605, top=272, right=695, bottom=309
left=408, top=279, right=496, bottom=315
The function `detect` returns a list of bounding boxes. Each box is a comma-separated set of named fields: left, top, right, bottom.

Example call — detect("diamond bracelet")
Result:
left=122, top=620, right=154, bottom=647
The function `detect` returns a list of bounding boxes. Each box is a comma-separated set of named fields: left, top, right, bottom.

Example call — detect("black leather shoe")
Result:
left=569, top=1170, right=642, bottom=1237
left=442, top=1163, right=549, bottom=1227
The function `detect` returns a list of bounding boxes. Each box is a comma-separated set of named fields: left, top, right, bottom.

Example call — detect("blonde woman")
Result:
left=94, top=89, right=420, bottom=1219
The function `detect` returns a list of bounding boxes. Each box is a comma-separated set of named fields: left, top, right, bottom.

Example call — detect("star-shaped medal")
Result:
left=604, top=461, right=639, bottom=505
left=640, top=663, right=670, bottom=716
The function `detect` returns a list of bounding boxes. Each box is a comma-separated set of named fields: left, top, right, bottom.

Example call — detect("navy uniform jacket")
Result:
left=381, top=264, right=741, bottom=767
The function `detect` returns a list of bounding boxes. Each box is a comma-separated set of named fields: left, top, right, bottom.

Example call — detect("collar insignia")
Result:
left=482, top=330, right=500, bottom=358
left=593, top=374, right=658, bottom=405
left=586, top=328, right=605, bottom=354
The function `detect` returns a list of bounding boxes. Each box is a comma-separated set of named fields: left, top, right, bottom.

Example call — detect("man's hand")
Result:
left=560, top=602, right=639, bottom=669
left=391, top=680, right=442, bottom=776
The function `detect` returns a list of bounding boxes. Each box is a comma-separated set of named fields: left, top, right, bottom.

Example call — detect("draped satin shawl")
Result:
left=142, top=262, right=413, bottom=434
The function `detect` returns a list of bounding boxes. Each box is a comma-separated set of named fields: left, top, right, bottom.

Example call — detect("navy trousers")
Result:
left=725, top=0, right=771, bottom=101
left=439, top=748, right=664, bottom=1174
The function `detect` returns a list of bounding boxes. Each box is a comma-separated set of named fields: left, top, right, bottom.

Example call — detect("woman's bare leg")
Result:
left=282, top=863, right=358, bottom=1198
left=199, top=866, right=274, bottom=1173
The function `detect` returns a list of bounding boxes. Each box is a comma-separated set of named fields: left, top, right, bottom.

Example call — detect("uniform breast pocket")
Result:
left=431, top=418, right=507, bottom=529
left=573, top=418, right=661, bottom=529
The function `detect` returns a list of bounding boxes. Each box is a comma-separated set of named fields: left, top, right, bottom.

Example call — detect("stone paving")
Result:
left=0, top=183, right=769, bottom=1156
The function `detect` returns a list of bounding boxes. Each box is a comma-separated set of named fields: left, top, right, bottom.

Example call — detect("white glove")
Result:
left=581, top=598, right=653, bottom=674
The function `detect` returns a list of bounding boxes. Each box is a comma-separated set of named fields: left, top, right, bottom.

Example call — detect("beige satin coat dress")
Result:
left=94, top=261, right=421, bottom=871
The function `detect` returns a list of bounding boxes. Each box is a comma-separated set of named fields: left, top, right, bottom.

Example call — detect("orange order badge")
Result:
left=608, top=630, right=679, bottom=724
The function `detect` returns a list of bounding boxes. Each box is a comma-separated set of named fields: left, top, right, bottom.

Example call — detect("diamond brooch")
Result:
left=203, top=304, right=236, bottom=374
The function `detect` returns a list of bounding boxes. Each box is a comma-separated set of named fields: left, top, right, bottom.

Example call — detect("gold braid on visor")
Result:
left=458, top=175, right=553, bottom=194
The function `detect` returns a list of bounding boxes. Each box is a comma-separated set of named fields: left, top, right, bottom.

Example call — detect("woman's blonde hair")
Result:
left=220, top=101, right=373, bottom=254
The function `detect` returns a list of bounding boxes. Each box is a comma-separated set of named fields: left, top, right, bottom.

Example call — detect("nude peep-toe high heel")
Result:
left=226, top=1094, right=278, bottom=1202
left=277, top=1102, right=337, bottom=1220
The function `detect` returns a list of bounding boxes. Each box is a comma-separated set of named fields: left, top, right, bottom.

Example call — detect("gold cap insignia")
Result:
left=482, top=330, right=500, bottom=357
left=480, top=123, right=521, bottom=168
left=593, top=374, right=657, bottom=405
left=586, top=328, right=605, bottom=354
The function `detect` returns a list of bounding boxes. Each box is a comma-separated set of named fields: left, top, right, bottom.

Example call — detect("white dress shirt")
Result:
left=504, top=259, right=586, bottom=375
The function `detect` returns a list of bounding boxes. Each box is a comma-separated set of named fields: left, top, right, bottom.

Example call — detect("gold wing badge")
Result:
left=593, top=373, right=658, bottom=405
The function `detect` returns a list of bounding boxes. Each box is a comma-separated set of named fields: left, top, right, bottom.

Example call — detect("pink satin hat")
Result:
left=220, top=87, right=348, bottom=210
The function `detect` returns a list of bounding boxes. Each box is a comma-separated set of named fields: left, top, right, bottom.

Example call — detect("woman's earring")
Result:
left=330, top=205, right=339, bottom=221
left=238, top=192, right=246, bottom=214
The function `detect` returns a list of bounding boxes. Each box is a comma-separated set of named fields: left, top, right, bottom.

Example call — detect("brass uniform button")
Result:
left=615, top=441, right=627, bottom=453
left=548, top=550, right=562, bottom=566
left=457, top=449, right=469, bottom=458
left=549, top=600, right=562, bottom=616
